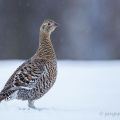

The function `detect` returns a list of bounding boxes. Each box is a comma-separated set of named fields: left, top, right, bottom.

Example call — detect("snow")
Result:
left=0, top=60, right=120, bottom=120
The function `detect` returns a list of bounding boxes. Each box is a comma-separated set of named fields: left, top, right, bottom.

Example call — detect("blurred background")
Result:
left=0, top=0, right=120, bottom=60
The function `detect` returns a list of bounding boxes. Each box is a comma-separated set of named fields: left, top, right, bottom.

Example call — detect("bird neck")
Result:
left=35, top=30, right=56, bottom=60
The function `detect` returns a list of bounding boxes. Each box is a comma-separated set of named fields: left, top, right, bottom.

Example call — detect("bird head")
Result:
left=40, top=19, right=59, bottom=35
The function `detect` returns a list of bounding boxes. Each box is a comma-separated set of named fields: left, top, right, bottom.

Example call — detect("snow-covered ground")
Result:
left=0, top=60, right=120, bottom=120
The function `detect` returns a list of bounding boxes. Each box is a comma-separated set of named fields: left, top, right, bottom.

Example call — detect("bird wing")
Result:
left=1, top=59, right=48, bottom=93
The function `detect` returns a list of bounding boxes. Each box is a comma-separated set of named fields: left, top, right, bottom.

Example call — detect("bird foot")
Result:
left=28, top=106, right=42, bottom=111
left=28, top=102, right=41, bottom=111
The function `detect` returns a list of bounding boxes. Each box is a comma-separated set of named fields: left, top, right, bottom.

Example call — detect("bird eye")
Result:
left=48, top=23, right=50, bottom=26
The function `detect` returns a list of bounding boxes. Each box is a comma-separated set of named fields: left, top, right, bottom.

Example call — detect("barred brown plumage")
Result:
left=0, top=19, right=59, bottom=109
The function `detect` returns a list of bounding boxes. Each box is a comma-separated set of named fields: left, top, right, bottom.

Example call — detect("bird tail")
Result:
left=0, top=93, right=6, bottom=102
left=0, top=90, right=16, bottom=102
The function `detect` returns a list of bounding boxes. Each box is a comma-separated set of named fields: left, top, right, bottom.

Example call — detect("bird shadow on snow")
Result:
left=18, top=107, right=49, bottom=111
left=0, top=101, right=56, bottom=111
left=0, top=102, right=81, bottom=112
left=0, top=100, right=82, bottom=112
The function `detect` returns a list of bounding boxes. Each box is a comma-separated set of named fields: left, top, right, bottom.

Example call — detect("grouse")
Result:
left=0, top=19, right=59, bottom=109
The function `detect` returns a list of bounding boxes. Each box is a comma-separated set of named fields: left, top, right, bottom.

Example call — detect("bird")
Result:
left=0, top=19, right=59, bottom=109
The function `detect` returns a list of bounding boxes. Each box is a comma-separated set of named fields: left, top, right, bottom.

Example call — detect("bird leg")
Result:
left=28, top=100, right=42, bottom=111
left=28, top=100, right=36, bottom=109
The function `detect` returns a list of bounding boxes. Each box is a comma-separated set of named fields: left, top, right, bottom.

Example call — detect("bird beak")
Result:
left=54, top=22, right=60, bottom=27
